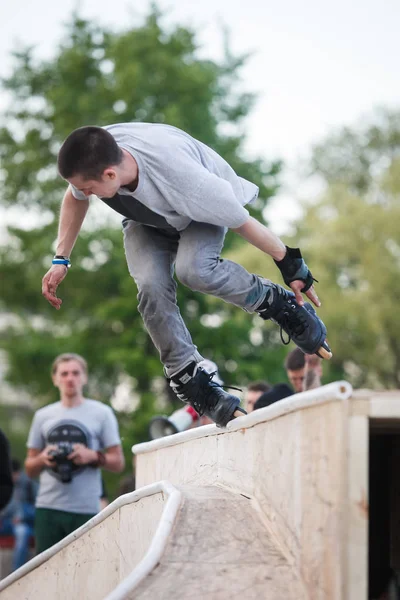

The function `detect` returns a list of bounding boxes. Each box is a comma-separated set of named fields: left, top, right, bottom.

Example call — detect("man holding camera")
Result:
left=24, top=353, right=125, bottom=554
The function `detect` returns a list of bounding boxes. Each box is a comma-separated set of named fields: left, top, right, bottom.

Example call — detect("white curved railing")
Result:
left=0, top=480, right=182, bottom=599
left=103, top=481, right=181, bottom=600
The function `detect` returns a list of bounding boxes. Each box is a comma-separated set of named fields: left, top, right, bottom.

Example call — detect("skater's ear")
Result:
left=102, top=167, right=118, bottom=181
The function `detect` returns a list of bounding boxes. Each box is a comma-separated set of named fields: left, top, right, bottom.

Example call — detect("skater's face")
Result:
left=286, top=368, right=305, bottom=393
left=68, top=169, right=121, bottom=199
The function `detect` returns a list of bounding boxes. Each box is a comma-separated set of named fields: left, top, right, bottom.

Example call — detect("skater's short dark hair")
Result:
left=246, top=381, right=271, bottom=394
left=58, top=126, right=123, bottom=181
left=284, top=347, right=305, bottom=371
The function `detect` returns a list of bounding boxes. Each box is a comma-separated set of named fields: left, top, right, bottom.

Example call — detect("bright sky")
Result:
left=1, top=0, right=399, bottom=231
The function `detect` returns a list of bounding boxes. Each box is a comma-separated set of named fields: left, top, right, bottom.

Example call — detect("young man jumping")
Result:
left=42, top=123, right=331, bottom=427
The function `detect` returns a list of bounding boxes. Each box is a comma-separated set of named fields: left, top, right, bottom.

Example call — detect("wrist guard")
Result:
left=274, top=246, right=316, bottom=292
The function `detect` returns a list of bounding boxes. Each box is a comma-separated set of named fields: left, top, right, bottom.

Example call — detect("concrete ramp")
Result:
left=0, top=481, right=181, bottom=600
left=3, top=381, right=400, bottom=599
left=0, top=482, right=304, bottom=600
left=133, top=381, right=354, bottom=600
left=110, top=486, right=306, bottom=599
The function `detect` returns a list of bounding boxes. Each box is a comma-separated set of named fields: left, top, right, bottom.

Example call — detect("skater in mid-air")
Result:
left=42, top=123, right=331, bottom=427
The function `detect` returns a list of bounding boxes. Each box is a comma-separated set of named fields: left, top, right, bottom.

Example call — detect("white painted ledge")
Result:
left=132, top=380, right=353, bottom=455
left=0, top=480, right=182, bottom=597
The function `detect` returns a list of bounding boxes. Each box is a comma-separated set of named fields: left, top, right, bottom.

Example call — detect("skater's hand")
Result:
left=290, top=280, right=321, bottom=308
left=42, top=265, right=68, bottom=309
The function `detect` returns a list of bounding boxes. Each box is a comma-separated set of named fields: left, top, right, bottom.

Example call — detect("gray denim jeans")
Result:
left=123, top=220, right=270, bottom=376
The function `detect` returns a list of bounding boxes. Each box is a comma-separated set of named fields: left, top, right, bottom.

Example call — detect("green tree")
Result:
left=310, top=108, right=400, bottom=194
left=228, top=109, right=400, bottom=389
left=0, top=7, right=282, bottom=487
left=303, top=108, right=400, bottom=387
left=293, top=159, right=400, bottom=389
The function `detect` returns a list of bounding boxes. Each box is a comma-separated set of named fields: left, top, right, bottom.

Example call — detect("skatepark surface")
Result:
left=1, top=381, right=397, bottom=599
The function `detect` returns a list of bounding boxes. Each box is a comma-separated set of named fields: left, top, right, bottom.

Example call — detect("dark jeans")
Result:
left=35, top=508, right=95, bottom=554
left=13, top=522, right=33, bottom=570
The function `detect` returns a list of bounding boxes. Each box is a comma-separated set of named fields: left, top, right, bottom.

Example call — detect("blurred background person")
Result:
left=0, top=458, right=37, bottom=571
left=253, top=383, right=293, bottom=411
left=284, top=347, right=323, bottom=393
left=303, top=354, right=323, bottom=391
left=284, top=348, right=306, bottom=393
left=244, top=381, right=271, bottom=413
left=0, top=429, right=13, bottom=512
left=24, top=353, right=124, bottom=554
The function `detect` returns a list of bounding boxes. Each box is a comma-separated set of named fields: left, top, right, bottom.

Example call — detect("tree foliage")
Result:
left=229, top=108, right=400, bottom=389
left=295, top=162, right=400, bottom=388
left=310, top=108, right=400, bottom=194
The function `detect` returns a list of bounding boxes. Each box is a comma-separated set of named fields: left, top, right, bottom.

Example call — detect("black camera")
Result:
left=49, top=443, right=74, bottom=483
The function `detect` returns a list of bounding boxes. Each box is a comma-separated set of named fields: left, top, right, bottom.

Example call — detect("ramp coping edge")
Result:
left=132, top=380, right=353, bottom=455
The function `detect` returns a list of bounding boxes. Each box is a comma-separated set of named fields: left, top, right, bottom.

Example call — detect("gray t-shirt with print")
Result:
left=70, top=123, right=258, bottom=231
left=27, top=399, right=121, bottom=514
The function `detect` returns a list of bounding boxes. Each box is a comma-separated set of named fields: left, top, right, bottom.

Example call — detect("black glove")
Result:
left=274, top=246, right=317, bottom=292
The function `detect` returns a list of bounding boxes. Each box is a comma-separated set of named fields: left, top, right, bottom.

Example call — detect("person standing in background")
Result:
left=24, top=353, right=124, bottom=554
left=284, top=348, right=306, bottom=393
left=0, top=459, right=37, bottom=570
left=244, top=381, right=271, bottom=413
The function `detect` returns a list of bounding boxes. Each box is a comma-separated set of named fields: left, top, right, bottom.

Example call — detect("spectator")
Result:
left=244, top=381, right=271, bottom=413
left=285, top=347, right=323, bottom=393
left=253, top=384, right=293, bottom=410
left=0, top=458, right=37, bottom=571
left=0, top=429, right=13, bottom=511
left=284, top=348, right=306, bottom=393
left=24, top=353, right=125, bottom=554
left=303, top=354, right=323, bottom=390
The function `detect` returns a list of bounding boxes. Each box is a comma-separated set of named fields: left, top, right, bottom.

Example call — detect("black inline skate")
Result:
left=169, top=362, right=246, bottom=427
left=257, top=284, right=332, bottom=359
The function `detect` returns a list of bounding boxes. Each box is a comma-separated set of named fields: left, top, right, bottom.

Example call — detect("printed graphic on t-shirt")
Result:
left=46, top=420, right=92, bottom=483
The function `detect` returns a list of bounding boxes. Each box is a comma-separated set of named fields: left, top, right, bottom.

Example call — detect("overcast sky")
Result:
left=1, top=0, right=399, bottom=231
